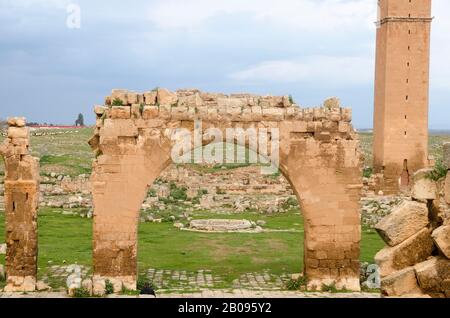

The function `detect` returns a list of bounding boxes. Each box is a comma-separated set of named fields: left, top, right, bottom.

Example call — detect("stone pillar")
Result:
left=0, top=118, right=39, bottom=292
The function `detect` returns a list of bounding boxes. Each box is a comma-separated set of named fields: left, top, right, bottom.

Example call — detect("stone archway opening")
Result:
left=89, top=88, right=363, bottom=293
left=136, top=142, right=306, bottom=291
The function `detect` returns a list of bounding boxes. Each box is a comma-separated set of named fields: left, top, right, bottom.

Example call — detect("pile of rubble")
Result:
left=375, top=143, right=450, bottom=298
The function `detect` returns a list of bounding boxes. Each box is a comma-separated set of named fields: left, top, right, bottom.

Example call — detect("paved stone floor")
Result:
left=0, top=290, right=381, bottom=298
left=146, top=268, right=290, bottom=291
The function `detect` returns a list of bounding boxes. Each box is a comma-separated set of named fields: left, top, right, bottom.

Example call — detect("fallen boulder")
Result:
left=375, top=201, right=429, bottom=246
left=375, top=228, right=434, bottom=277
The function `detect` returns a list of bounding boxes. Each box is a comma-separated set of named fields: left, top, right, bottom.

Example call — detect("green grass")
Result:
left=0, top=208, right=384, bottom=288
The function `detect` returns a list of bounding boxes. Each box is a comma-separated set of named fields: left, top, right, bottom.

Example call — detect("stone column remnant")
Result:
left=0, top=117, right=39, bottom=292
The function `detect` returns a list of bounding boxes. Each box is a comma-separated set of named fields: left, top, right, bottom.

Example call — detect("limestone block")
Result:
left=36, top=281, right=51, bottom=291
left=179, top=93, right=203, bottom=107
left=7, top=117, right=26, bottom=127
left=94, top=105, right=106, bottom=116
left=338, top=121, right=350, bottom=133
left=144, top=91, right=157, bottom=105
left=131, top=104, right=142, bottom=119
left=102, top=119, right=138, bottom=137
left=251, top=106, right=262, bottom=121
left=92, top=276, right=106, bottom=296
left=443, top=142, right=450, bottom=169
left=375, top=228, right=434, bottom=277
left=412, top=169, right=438, bottom=200
left=110, top=106, right=131, bottom=120
left=7, top=127, right=28, bottom=139
left=262, top=108, right=284, bottom=121
left=414, top=257, right=450, bottom=293
left=157, top=88, right=178, bottom=106
left=381, top=266, right=423, bottom=296
left=323, top=97, right=340, bottom=110
left=445, top=173, right=450, bottom=205
left=217, top=97, right=246, bottom=108
left=432, top=225, right=450, bottom=259
left=375, top=201, right=429, bottom=246
left=111, top=89, right=128, bottom=105
left=127, top=92, right=138, bottom=105
left=341, top=108, right=352, bottom=122
left=142, top=106, right=159, bottom=120
left=282, top=96, right=292, bottom=107
left=158, top=105, right=172, bottom=120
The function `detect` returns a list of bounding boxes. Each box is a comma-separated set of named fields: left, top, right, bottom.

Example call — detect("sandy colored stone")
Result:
left=445, top=173, right=450, bottom=205
left=443, top=143, right=450, bottom=169
left=323, top=97, right=340, bottom=110
left=412, top=169, right=438, bottom=200
left=414, top=257, right=450, bottom=294
left=375, top=201, right=429, bottom=246
left=7, top=117, right=26, bottom=127
left=0, top=119, right=39, bottom=292
left=432, top=225, right=450, bottom=259
left=381, top=266, right=423, bottom=297
left=110, top=106, right=131, bottom=120
left=375, top=228, right=434, bottom=277
left=157, top=88, right=178, bottom=106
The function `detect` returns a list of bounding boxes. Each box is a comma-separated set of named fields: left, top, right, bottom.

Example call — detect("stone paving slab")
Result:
left=0, top=290, right=381, bottom=298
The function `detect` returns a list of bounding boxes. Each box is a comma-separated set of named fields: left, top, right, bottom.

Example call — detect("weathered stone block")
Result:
left=144, top=91, right=157, bottom=105
left=7, top=127, right=28, bottom=139
left=142, top=106, right=159, bottom=120
left=157, top=88, right=178, bottom=106
left=323, top=97, right=340, bottom=110
left=432, top=225, right=450, bottom=259
left=443, top=142, right=450, bottom=169
left=341, top=108, right=352, bottom=122
left=445, top=173, right=450, bottom=205
left=94, top=105, right=106, bottom=116
left=375, top=201, right=429, bottom=246
left=7, top=117, right=26, bottom=127
left=375, top=228, right=434, bottom=277
left=381, top=266, right=423, bottom=296
left=130, top=104, right=141, bottom=119
left=414, top=257, right=450, bottom=294
left=412, top=169, right=438, bottom=200
left=110, top=106, right=131, bottom=120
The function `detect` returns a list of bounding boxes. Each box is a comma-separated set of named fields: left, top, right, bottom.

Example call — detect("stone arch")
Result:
left=89, top=89, right=363, bottom=291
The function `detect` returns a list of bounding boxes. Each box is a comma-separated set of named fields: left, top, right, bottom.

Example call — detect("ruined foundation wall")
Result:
left=90, top=88, right=363, bottom=292
left=0, top=118, right=39, bottom=292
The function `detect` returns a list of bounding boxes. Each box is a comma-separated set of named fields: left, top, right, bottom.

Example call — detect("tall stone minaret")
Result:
left=373, top=0, right=433, bottom=193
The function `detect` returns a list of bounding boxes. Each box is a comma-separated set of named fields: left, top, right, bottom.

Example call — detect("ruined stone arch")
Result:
left=89, top=89, right=363, bottom=291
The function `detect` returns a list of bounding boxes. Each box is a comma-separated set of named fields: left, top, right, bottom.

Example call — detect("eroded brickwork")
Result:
left=373, top=0, right=432, bottom=193
left=90, top=89, right=363, bottom=291
left=0, top=118, right=39, bottom=292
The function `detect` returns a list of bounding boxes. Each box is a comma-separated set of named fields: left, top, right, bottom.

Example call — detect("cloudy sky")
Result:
left=0, top=0, right=449, bottom=129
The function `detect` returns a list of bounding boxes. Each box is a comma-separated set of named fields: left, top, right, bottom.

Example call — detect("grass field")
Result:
left=0, top=208, right=385, bottom=289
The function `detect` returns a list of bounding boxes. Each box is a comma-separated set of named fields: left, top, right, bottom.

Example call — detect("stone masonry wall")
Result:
left=0, top=118, right=39, bottom=292
left=88, top=88, right=363, bottom=294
